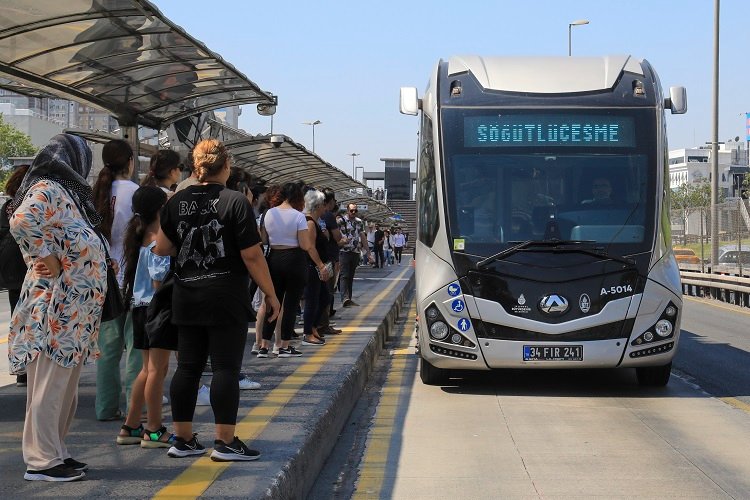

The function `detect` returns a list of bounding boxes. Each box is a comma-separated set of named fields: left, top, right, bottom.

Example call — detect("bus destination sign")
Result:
left=464, top=114, right=635, bottom=148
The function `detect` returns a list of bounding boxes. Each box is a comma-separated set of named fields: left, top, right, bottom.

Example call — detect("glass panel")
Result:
left=442, top=108, right=656, bottom=257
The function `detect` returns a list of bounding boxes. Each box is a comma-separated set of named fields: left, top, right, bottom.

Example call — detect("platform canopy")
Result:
left=0, top=0, right=275, bottom=129
left=225, top=134, right=374, bottom=195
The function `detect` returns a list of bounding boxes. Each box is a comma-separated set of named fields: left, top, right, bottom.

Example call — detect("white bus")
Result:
left=400, top=55, right=687, bottom=386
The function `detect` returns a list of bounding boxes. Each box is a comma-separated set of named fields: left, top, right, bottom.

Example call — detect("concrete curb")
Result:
left=262, top=272, right=415, bottom=500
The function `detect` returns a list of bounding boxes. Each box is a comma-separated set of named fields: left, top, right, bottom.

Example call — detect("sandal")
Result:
left=141, top=426, right=177, bottom=449
left=116, top=423, right=144, bottom=445
left=302, top=335, right=325, bottom=346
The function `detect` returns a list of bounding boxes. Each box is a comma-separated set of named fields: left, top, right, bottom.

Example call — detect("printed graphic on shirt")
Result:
left=176, top=219, right=226, bottom=269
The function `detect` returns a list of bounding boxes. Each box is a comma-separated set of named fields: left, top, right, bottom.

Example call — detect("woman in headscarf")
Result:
left=8, top=133, right=108, bottom=482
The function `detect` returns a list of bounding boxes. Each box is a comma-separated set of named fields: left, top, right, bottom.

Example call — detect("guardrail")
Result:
left=679, top=264, right=750, bottom=307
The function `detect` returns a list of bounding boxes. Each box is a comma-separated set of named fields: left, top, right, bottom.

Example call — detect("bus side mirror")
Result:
left=400, top=87, right=420, bottom=115
left=665, top=86, right=687, bottom=114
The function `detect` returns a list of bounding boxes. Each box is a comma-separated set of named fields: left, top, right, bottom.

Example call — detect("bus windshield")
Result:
left=441, top=108, right=657, bottom=257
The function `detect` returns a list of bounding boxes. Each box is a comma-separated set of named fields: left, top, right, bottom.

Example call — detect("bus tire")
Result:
left=636, top=362, right=672, bottom=387
left=420, top=356, right=449, bottom=385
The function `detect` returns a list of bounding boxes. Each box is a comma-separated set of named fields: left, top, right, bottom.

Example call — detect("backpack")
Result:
left=0, top=200, right=27, bottom=289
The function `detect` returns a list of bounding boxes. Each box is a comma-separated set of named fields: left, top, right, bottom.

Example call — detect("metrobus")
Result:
left=400, top=55, right=687, bottom=386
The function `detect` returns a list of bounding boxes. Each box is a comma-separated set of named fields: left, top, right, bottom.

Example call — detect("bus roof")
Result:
left=446, top=55, right=645, bottom=94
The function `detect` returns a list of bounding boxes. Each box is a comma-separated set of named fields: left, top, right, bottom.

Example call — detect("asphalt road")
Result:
left=323, top=295, right=750, bottom=499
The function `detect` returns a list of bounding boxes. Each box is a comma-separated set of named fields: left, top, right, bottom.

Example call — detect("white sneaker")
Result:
left=162, top=395, right=169, bottom=405
left=272, top=346, right=280, bottom=357
left=250, top=343, right=260, bottom=355
left=238, top=377, right=261, bottom=390
left=196, top=385, right=211, bottom=406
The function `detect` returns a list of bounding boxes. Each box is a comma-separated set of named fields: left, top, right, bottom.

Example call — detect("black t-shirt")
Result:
left=160, top=184, right=261, bottom=325
left=306, top=215, right=329, bottom=265
left=320, top=210, right=339, bottom=262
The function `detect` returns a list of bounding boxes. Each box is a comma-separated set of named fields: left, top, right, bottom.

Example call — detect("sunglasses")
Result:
left=349, top=209, right=357, bottom=213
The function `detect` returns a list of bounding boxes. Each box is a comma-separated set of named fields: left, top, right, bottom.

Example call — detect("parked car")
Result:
left=717, top=245, right=750, bottom=265
left=673, top=247, right=701, bottom=264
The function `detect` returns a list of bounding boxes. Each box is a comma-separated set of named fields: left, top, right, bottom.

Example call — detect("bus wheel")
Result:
left=420, top=356, right=449, bottom=385
left=636, top=362, right=672, bottom=387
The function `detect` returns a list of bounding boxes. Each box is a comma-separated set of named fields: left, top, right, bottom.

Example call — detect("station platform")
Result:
left=0, top=260, right=414, bottom=499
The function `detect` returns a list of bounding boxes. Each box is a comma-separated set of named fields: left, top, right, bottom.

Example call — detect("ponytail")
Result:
left=93, top=139, right=133, bottom=241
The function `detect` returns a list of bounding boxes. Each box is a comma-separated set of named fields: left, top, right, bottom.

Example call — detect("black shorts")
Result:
left=132, top=305, right=178, bottom=351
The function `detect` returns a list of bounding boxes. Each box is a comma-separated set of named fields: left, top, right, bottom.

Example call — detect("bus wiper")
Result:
left=476, top=240, right=597, bottom=268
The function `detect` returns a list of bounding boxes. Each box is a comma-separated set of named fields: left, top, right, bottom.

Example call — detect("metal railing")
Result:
left=679, top=264, right=750, bottom=307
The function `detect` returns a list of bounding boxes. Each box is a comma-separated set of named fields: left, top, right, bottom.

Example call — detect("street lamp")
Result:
left=568, top=19, right=589, bottom=56
left=303, top=120, right=321, bottom=152
left=355, top=166, right=364, bottom=183
left=349, top=152, right=360, bottom=179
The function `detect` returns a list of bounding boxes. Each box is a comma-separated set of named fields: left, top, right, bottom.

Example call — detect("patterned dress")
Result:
left=8, top=180, right=107, bottom=373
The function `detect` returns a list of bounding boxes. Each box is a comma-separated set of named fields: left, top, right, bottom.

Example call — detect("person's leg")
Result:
left=262, top=252, right=286, bottom=346
left=23, top=355, right=82, bottom=471
left=317, top=274, right=335, bottom=329
left=122, top=350, right=149, bottom=431
left=58, top=360, right=84, bottom=462
left=95, top=314, right=125, bottom=420
left=207, top=322, right=246, bottom=443
left=171, top=325, right=210, bottom=440
left=339, top=252, right=354, bottom=302
left=313, top=279, right=330, bottom=335
left=122, top=311, right=141, bottom=412
left=144, top=348, right=171, bottom=433
left=374, top=244, right=381, bottom=267
left=279, top=255, right=307, bottom=347
left=303, top=266, right=320, bottom=337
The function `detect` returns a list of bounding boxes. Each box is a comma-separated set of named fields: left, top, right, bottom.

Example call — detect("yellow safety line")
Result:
left=153, top=265, right=411, bottom=499
left=0, top=336, right=7, bottom=345
left=352, top=302, right=417, bottom=499
left=719, top=397, right=750, bottom=414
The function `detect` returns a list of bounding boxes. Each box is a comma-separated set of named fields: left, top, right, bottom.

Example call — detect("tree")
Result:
left=671, top=179, right=719, bottom=245
left=0, top=113, right=37, bottom=191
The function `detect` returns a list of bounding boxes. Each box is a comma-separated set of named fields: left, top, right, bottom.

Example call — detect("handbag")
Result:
left=316, top=261, right=333, bottom=281
left=100, top=244, right=126, bottom=322
left=145, top=270, right=178, bottom=350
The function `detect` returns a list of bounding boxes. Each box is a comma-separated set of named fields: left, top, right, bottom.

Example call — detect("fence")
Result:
left=670, top=198, right=750, bottom=268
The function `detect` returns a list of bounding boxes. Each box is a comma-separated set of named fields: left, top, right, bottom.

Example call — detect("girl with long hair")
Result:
left=116, top=186, right=177, bottom=448
left=141, top=149, right=182, bottom=194
left=91, top=139, right=142, bottom=421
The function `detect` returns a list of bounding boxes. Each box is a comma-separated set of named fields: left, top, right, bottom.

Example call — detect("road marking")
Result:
left=719, top=397, right=750, bottom=414
left=0, top=336, right=7, bottom=345
left=153, top=265, right=411, bottom=499
left=353, top=301, right=417, bottom=499
left=684, top=295, right=750, bottom=316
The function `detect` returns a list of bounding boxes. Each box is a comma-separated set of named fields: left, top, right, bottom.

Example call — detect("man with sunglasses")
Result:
left=337, top=203, right=370, bottom=307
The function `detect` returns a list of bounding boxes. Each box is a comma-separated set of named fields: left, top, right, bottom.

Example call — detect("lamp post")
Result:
left=303, top=120, right=321, bottom=152
left=349, top=152, right=360, bottom=179
left=568, top=19, right=589, bottom=56
left=355, top=166, right=364, bottom=183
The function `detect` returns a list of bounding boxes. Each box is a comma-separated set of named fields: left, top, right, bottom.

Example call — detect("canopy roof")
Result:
left=0, top=0, right=275, bottom=129
left=225, top=135, right=371, bottom=195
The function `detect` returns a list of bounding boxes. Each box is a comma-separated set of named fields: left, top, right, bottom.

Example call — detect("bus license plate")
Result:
left=523, top=345, right=583, bottom=361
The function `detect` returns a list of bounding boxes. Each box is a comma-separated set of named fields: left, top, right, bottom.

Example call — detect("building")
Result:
left=668, top=140, right=748, bottom=198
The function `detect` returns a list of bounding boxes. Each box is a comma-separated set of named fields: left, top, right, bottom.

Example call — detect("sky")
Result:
left=158, top=0, right=749, bottom=180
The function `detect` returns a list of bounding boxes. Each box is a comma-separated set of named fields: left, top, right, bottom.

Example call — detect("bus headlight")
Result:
left=430, top=321, right=449, bottom=340
left=655, top=320, right=673, bottom=337
left=643, top=331, right=654, bottom=342
left=426, top=307, right=440, bottom=321
left=665, top=305, right=677, bottom=317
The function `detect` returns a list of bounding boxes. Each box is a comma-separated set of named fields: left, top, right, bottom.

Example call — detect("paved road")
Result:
left=340, top=296, right=750, bottom=499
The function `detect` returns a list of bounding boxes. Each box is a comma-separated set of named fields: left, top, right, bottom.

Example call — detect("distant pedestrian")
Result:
left=0, top=164, right=31, bottom=387
left=393, top=227, right=406, bottom=265
left=92, top=139, right=141, bottom=421
left=155, top=138, right=279, bottom=461
left=337, top=203, right=370, bottom=307
left=374, top=224, right=385, bottom=268
left=383, top=228, right=393, bottom=266
left=9, top=134, right=107, bottom=481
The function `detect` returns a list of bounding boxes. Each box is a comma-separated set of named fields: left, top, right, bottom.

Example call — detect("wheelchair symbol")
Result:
left=451, top=299, right=465, bottom=313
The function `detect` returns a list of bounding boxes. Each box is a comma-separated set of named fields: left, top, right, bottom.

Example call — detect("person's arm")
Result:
left=9, top=181, right=60, bottom=277
left=303, top=220, right=330, bottom=280
left=240, top=244, right=280, bottom=322
left=359, top=231, right=370, bottom=257
left=153, top=227, right=176, bottom=256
